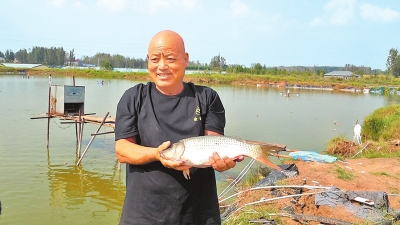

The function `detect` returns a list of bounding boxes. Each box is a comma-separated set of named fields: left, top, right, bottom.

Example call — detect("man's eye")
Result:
left=151, top=58, right=159, bottom=62
left=168, top=58, right=176, bottom=62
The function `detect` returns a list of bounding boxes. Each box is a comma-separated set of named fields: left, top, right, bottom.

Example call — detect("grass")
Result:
left=222, top=205, right=281, bottom=225
left=370, top=171, right=395, bottom=177
left=335, top=166, right=354, bottom=180
left=363, top=105, right=400, bottom=142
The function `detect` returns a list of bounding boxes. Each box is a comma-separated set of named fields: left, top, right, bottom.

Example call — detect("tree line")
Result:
left=0, top=46, right=397, bottom=77
left=386, top=48, right=400, bottom=77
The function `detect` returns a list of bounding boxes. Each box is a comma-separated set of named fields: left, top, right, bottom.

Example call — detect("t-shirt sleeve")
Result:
left=114, top=85, right=143, bottom=141
left=203, top=89, right=226, bottom=135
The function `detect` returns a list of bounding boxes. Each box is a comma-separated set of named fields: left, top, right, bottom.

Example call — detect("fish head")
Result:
left=160, top=142, right=185, bottom=161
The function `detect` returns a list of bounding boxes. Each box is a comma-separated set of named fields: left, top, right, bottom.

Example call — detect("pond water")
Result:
left=1, top=74, right=399, bottom=224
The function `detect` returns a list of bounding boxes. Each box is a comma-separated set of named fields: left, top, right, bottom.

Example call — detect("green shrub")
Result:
left=363, top=105, right=400, bottom=141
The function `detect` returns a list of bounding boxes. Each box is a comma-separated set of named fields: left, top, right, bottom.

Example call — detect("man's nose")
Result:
left=158, top=58, right=169, bottom=70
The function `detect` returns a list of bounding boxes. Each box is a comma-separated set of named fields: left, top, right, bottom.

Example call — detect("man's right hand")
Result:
left=157, top=141, right=191, bottom=171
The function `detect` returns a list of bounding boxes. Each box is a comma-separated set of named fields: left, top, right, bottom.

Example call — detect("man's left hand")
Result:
left=209, top=152, right=244, bottom=172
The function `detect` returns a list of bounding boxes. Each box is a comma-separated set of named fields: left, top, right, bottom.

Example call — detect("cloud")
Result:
left=97, top=0, right=127, bottom=12
left=230, top=0, right=250, bottom=18
left=360, top=4, right=400, bottom=22
left=310, top=18, right=326, bottom=26
left=50, top=0, right=66, bottom=7
left=324, top=0, right=356, bottom=25
left=180, top=0, right=197, bottom=10
left=130, top=0, right=197, bottom=14
left=73, top=1, right=87, bottom=9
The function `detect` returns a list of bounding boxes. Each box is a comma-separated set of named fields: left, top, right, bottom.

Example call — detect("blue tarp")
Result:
left=288, top=151, right=337, bottom=163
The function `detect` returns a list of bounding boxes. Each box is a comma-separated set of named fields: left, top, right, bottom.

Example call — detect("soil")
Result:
left=230, top=157, right=400, bottom=225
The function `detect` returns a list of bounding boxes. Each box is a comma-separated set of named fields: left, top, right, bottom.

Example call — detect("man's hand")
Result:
left=157, top=141, right=191, bottom=171
left=209, top=152, right=244, bottom=172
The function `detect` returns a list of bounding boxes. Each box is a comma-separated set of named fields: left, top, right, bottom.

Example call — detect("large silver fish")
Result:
left=160, top=136, right=285, bottom=179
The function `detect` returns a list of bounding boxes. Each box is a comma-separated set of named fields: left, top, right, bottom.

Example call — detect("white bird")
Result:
left=353, top=120, right=362, bottom=145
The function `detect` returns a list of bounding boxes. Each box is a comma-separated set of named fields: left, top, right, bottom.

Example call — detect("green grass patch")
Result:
left=222, top=205, right=280, bottom=225
left=370, top=171, right=394, bottom=177
left=363, top=105, right=400, bottom=142
left=335, top=166, right=354, bottom=180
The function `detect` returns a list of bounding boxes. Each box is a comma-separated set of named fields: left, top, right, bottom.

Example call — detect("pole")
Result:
left=76, top=110, right=82, bottom=157
left=76, top=112, right=110, bottom=166
left=79, top=117, right=85, bottom=158
left=73, top=76, right=78, bottom=146
left=46, top=85, right=51, bottom=148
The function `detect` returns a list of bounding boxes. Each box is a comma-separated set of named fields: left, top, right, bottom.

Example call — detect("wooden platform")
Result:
left=59, top=114, right=115, bottom=128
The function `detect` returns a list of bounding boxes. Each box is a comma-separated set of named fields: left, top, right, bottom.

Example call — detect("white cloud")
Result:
left=360, top=4, right=400, bottom=22
left=324, top=0, right=356, bottom=25
left=230, top=0, right=250, bottom=18
left=73, top=1, right=86, bottom=9
left=97, top=0, right=127, bottom=12
left=50, top=0, right=66, bottom=7
left=130, top=0, right=197, bottom=14
left=180, top=0, right=197, bottom=10
left=310, top=18, right=326, bottom=26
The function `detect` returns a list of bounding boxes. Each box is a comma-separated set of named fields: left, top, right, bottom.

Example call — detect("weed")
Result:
left=371, top=171, right=394, bottom=177
left=335, top=166, right=354, bottom=180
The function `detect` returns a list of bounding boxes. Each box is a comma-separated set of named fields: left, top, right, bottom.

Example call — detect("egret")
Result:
left=353, top=120, right=362, bottom=145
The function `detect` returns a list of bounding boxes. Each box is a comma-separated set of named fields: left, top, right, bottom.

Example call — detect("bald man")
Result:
left=115, top=30, right=238, bottom=224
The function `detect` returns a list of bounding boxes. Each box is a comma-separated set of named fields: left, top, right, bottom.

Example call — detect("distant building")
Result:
left=83, top=63, right=96, bottom=67
left=0, top=57, right=5, bottom=62
left=324, top=71, right=358, bottom=79
left=13, top=58, right=20, bottom=63
left=70, top=59, right=83, bottom=67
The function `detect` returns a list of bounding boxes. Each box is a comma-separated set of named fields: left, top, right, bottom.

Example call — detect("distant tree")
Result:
left=0, top=51, right=4, bottom=57
left=15, top=49, right=28, bottom=63
left=101, top=61, right=113, bottom=70
left=386, top=48, right=398, bottom=75
left=317, top=69, right=325, bottom=76
left=249, top=63, right=265, bottom=74
left=5, top=49, right=15, bottom=61
left=230, top=64, right=246, bottom=73
left=69, top=49, right=75, bottom=65
left=210, top=53, right=226, bottom=69
left=392, top=57, right=400, bottom=77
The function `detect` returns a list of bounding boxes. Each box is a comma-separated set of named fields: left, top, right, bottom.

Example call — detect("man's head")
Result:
left=147, top=30, right=189, bottom=95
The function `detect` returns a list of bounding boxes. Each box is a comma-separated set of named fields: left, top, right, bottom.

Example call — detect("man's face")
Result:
left=147, top=32, right=188, bottom=95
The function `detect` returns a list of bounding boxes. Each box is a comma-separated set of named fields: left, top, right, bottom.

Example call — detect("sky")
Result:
left=1, top=0, right=399, bottom=70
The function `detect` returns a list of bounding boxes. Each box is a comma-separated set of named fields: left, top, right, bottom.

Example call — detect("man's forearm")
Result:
left=115, top=138, right=159, bottom=165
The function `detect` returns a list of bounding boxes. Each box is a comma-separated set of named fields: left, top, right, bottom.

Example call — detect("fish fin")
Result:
left=255, top=145, right=282, bottom=171
left=183, top=169, right=190, bottom=179
left=245, top=140, right=286, bottom=151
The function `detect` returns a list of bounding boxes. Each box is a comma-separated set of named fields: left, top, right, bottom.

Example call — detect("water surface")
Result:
left=0, top=74, right=399, bottom=224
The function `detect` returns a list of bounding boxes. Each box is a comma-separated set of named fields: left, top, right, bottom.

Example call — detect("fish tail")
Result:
left=255, top=145, right=282, bottom=171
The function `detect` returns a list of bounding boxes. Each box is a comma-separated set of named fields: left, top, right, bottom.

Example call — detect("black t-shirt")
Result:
left=115, top=82, right=225, bottom=225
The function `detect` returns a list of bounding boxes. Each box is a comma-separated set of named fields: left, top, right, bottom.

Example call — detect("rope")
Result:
left=219, top=159, right=256, bottom=199
left=52, top=119, right=73, bottom=129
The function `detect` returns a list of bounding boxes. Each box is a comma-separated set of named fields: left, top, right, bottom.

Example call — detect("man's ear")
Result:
left=185, top=53, right=189, bottom=67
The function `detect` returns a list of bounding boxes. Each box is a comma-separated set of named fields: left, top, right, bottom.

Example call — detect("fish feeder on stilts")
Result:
left=30, top=76, right=118, bottom=168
